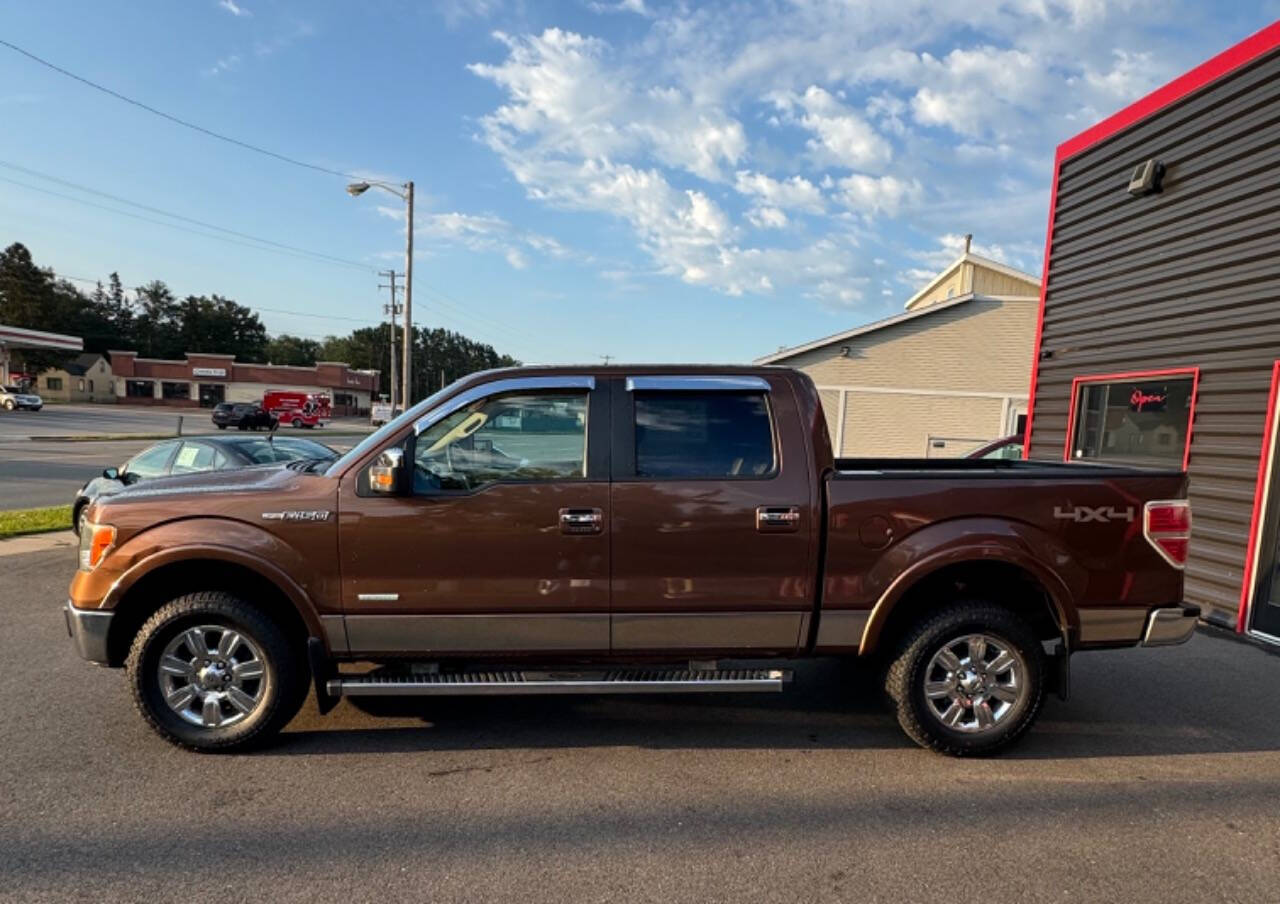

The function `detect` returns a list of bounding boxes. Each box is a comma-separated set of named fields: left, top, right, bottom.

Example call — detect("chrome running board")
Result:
left=327, top=668, right=790, bottom=697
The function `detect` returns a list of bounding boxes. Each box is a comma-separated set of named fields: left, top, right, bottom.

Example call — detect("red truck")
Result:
left=66, top=366, right=1197, bottom=756
left=263, top=390, right=330, bottom=428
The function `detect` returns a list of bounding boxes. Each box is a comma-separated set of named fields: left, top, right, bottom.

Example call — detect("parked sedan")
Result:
left=211, top=402, right=277, bottom=430
left=1, top=385, right=43, bottom=411
left=71, top=435, right=337, bottom=534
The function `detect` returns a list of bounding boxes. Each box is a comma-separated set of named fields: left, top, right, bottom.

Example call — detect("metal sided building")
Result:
left=1023, top=20, right=1280, bottom=645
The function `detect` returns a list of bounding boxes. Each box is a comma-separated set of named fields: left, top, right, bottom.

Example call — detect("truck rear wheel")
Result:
left=125, top=592, right=308, bottom=752
left=884, top=602, right=1045, bottom=756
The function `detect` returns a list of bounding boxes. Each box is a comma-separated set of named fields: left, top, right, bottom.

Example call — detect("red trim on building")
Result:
left=1024, top=21, right=1280, bottom=462
left=1020, top=154, right=1061, bottom=460
left=1059, top=20, right=1280, bottom=162
left=1060, top=368, right=1200, bottom=471
left=1237, top=360, right=1280, bottom=633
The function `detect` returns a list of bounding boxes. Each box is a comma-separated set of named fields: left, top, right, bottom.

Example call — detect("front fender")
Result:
left=72, top=517, right=332, bottom=636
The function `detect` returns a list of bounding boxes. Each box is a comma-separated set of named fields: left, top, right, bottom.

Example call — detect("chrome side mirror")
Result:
left=369, top=447, right=404, bottom=494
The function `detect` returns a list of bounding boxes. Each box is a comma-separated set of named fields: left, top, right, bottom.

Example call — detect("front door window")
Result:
left=413, top=391, right=588, bottom=493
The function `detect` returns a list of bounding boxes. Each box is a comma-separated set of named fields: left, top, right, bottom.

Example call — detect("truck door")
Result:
left=337, top=376, right=611, bottom=655
left=608, top=374, right=817, bottom=655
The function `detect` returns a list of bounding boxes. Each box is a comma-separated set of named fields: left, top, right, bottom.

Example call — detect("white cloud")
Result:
left=203, top=54, right=241, bottom=77
left=747, top=206, right=789, bottom=229
left=771, top=86, right=891, bottom=170
left=217, top=0, right=251, bottom=16
left=470, top=29, right=746, bottom=181
left=377, top=207, right=573, bottom=271
left=835, top=174, right=922, bottom=217
left=461, top=2, right=1205, bottom=309
left=733, top=171, right=825, bottom=213
left=587, top=0, right=650, bottom=14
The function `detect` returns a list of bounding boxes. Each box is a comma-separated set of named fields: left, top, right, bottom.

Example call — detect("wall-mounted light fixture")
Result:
left=1128, top=159, right=1166, bottom=197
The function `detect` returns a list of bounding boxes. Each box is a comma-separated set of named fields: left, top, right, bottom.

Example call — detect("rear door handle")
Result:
left=560, top=507, right=603, bottom=535
left=756, top=505, right=801, bottom=532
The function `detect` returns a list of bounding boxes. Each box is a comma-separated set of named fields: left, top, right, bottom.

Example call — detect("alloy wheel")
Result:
left=922, top=633, right=1027, bottom=733
left=156, top=624, right=267, bottom=728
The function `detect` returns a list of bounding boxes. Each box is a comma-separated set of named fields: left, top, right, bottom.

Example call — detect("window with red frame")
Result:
left=1069, top=375, right=1195, bottom=465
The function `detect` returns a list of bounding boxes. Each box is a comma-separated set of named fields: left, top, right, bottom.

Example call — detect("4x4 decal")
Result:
left=1053, top=505, right=1136, bottom=523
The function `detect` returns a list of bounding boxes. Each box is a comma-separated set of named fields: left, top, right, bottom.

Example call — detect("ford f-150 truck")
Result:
left=66, top=366, right=1197, bottom=756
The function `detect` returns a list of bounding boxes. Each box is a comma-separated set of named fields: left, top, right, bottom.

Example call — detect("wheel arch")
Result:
left=860, top=555, right=1071, bottom=658
left=104, top=554, right=315, bottom=667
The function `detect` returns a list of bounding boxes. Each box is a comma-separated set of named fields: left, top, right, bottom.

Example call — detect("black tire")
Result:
left=125, top=591, right=308, bottom=752
left=72, top=501, right=86, bottom=537
left=884, top=602, right=1045, bottom=757
left=292, top=418, right=303, bottom=429
left=216, top=424, right=226, bottom=430
left=2, top=399, right=13, bottom=411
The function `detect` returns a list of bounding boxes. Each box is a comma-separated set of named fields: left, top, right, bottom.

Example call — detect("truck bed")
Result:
left=832, top=458, right=1184, bottom=479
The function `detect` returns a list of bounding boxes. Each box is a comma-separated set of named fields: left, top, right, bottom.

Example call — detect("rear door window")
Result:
left=633, top=392, right=775, bottom=478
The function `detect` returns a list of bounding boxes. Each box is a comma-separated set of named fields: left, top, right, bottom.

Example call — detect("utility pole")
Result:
left=403, top=181, right=415, bottom=408
left=379, top=270, right=403, bottom=411
left=600, top=354, right=615, bottom=366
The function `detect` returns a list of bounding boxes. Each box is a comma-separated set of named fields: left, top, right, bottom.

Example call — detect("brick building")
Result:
left=108, top=351, right=379, bottom=416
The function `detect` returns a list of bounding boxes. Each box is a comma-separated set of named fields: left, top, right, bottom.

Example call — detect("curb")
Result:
left=0, top=530, right=77, bottom=558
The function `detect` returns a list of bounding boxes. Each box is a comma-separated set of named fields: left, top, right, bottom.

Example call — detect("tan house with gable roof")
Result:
left=756, top=244, right=1041, bottom=457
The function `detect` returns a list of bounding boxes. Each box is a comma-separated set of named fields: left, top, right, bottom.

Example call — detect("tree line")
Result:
left=0, top=242, right=519, bottom=397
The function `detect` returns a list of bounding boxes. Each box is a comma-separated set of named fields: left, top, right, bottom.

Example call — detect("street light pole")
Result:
left=403, top=181, right=414, bottom=407
left=346, top=178, right=417, bottom=406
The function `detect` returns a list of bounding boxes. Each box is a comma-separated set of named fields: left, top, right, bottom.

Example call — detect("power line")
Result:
left=0, top=38, right=364, bottom=181
left=0, top=161, right=376, bottom=272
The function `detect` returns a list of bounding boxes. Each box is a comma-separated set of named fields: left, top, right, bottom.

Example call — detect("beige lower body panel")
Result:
left=813, top=609, right=871, bottom=651
left=320, top=614, right=349, bottom=654
left=611, top=611, right=805, bottom=651
left=345, top=614, right=609, bottom=654
left=1077, top=608, right=1149, bottom=644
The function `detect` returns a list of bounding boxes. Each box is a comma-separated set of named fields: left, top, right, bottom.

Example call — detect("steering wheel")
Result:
left=413, top=461, right=443, bottom=492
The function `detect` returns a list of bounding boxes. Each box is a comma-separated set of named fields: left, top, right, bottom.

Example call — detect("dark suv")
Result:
left=211, top=402, right=276, bottom=431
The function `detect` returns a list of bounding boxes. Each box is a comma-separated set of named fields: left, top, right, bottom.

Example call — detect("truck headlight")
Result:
left=78, top=522, right=116, bottom=572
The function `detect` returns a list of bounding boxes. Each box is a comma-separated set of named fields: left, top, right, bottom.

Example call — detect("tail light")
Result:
left=1144, top=500, right=1191, bottom=568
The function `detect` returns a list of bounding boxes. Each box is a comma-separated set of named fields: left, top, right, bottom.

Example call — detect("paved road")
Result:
left=0, top=403, right=373, bottom=440
left=0, top=404, right=193, bottom=439
left=3, top=545, right=1279, bottom=902
left=0, top=434, right=361, bottom=510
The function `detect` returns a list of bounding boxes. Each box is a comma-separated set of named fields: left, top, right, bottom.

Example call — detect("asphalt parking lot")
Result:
left=0, top=403, right=195, bottom=439
left=0, top=405, right=367, bottom=510
left=3, top=544, right=1279, bottom=903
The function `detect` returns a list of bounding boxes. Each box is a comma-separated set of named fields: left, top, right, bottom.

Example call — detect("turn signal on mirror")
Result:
left=78, top=523, right=116, bottom=572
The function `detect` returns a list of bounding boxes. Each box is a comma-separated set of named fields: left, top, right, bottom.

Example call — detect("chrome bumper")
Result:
left=64, top=600, right=113, bottom=664
left=1141, top=604, right=1201, bottom=647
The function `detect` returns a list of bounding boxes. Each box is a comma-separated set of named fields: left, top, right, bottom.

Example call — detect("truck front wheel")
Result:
left=885, top=602, right=1045, bottom=756
left=125, top=592, right=308, bottom=752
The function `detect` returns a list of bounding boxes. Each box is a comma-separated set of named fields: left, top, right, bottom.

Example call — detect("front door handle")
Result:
left=756, top=505, right=801, bottom=532
left=560, top=507, right=604, bottom=535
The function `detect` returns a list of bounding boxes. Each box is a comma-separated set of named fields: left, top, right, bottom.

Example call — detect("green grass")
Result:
left=0, top=505, right=74, bottom=539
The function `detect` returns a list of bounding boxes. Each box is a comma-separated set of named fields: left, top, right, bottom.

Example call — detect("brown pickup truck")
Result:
left=66, top=366, right=1198, bottom=756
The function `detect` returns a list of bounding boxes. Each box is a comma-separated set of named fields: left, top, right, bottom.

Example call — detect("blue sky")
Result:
left=2, top=1, right=1277, bottom=364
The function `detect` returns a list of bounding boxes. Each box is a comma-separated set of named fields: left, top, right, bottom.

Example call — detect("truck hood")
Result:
left=95, top=465, right=322, bottom=518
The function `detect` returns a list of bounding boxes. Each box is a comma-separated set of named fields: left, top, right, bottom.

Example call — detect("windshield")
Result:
left=324, top=381, right=458, bottom=476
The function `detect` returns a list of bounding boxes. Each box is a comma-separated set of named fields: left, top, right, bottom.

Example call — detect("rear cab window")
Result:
left=619, top=377, right=778, bottom=480
left=635, top=392, right=776, bottom=478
